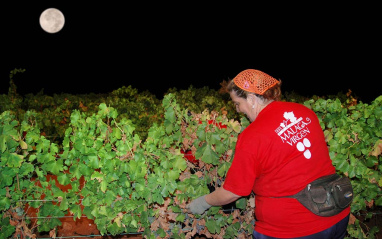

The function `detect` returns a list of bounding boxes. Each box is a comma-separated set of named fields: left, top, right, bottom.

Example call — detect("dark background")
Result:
left=1, top=2, right=380, bottom=103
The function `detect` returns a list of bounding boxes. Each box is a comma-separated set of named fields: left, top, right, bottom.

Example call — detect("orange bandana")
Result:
left=233, top=69, right=279, bottom=95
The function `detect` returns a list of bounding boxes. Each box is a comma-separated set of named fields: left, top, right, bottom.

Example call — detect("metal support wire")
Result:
left=26, top=216, right=88, bottom=219
left=35, top=232, right=143, bottom=239
left=22, top=199, right=84, bottom=202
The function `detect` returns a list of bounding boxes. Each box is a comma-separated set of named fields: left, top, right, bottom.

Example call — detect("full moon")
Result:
left=39, top=8, right=65, bottom=33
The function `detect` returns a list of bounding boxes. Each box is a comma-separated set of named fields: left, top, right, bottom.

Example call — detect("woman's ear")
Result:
left=246, top=94, right=257, bottom=106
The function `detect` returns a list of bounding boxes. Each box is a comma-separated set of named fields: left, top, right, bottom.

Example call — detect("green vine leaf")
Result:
left=0, top=168, right=15, bottom=187
left=0, top=196, right=11, bottom=211
left=206, top=219, right=221, bottom=234
left=175, top=213, right=185, bottom=222
left=57, top=173, right=71, bottom=186
left=235, top=197, right=247, bottom=209
left=196, top=143, right=219, bottom=165
left=217, top=161, right=231, bottom=177
left=88, top=155, right=100, bottom=169
left=70, top=204, right=82, bottom=219
left=69, top=164, right=82, bottom=179
left=6, top=153, right=24, bottom=168
left=172, top=155, right=187, bottom=172
left=91, top=171, right=104, bottom=182
left=44, top=158, right=64, bottom=175
left=0, top=135, right=7, bottom=153
left=59, top=194, right=69, bottom=211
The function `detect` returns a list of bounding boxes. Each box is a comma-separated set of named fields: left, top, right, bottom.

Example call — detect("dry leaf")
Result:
left=9, top=219, right=18, bottom=226
left=237, top=232, right=249, bottom=239
left=232, top=209, right=240, bottom=219
left=195, top=171, right=203, bottom=178
left=157, top=216, right=170, bottom=231
left=248, top=197, right=255, bottom=208
left=365, top=199, right=374, bottom=208
left=6, top=187, right=11, bottom=198
left=349, top=213, right=356, bottom=225
left=150, top=219, right=160, bottom=231
left=185, top=232, right=194, bottom=239
left=371, top=140, right=382, bottom=157
left=166, top=212, right=177, bottom=221
left=49, top=228, right=56, bottom=238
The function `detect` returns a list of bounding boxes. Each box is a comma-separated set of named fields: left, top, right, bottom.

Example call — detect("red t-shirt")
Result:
left=223, top=101, right=350, bottom=238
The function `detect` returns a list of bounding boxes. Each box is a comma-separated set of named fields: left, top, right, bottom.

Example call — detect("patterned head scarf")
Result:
left=233, top=69, right=279, bottom=95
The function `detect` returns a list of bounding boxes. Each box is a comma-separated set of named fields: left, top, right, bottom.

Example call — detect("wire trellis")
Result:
left=35, top=232, right=143, bottom=239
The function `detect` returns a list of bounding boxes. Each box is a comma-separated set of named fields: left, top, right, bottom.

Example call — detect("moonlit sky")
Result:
left=1, top=3, right=380, bottom=103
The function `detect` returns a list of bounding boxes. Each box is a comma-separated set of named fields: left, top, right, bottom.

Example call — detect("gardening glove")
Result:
left=186, top=195, right=212, bottom=214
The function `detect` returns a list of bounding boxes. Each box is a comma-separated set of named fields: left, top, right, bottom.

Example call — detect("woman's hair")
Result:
left=226, top=79, right=282, bottom=101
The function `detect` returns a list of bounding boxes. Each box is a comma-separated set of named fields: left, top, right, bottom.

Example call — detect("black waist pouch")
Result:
left=282, top=174, right=353, bottom=217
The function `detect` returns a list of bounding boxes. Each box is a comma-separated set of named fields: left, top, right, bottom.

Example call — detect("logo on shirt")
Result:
left=274, top=111, right=312, bottom=159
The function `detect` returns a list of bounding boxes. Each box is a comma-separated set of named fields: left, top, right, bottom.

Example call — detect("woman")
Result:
left=186, top=69, right=350, bottom=238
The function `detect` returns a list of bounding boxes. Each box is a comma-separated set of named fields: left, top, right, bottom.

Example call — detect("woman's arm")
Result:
left=205, top=186, right=241, bottom=206
left=187, top=186, right=241, bottom=214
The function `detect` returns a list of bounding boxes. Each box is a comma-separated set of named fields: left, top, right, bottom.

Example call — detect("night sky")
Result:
left=2, top=2, right=380, bottom=103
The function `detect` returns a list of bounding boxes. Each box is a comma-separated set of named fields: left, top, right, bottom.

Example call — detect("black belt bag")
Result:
left=280, top=174, right=353, bottom=217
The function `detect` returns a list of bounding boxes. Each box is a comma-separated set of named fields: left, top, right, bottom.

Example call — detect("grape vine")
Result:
left=0, top=73, right=381, bottom=238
